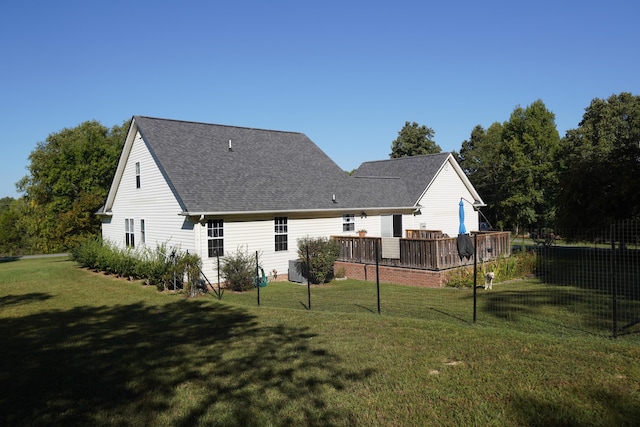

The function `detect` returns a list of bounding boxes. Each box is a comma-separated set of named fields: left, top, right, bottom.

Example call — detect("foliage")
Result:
left=557, top=92, right=640, bottom=236
left=457, top=122, right=505, bottom=229
left=15, top=119, right=129, bottom=253
left=69, top=238, right=202, bottom=294
left=444, top=250, right=537, bottom=288
left=499, top=100, right=561, bottom=232
left=297, top=236, right=341, bottom=284
left=0, top=197, right=27, bottom=256
left=220, top=246, right=255, bottom=291
left=166, top=251, right=203, bottom=296
left=458, top=100, right=561, bottom=233
left=390, top=121, right=442, bottom=158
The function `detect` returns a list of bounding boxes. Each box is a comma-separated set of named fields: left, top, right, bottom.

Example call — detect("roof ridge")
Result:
left=353, top=175, right=401, bottom=180
left=360, top=152, right=451, bottom=165
left=134, top=115, right=305, bottom=136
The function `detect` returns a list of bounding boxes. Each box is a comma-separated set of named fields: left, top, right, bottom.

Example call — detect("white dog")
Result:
left=484, top=272, right=495, bottom=290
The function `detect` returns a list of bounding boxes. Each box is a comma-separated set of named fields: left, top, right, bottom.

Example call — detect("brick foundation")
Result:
left=335, top=261, right=446, bottom=288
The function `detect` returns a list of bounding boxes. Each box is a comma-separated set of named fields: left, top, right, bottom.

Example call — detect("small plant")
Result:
left=297, top=236, right=341, bottom=284
left=220, top=246, right=255, bottom=292
left=445, top=267, right=474, bottom=288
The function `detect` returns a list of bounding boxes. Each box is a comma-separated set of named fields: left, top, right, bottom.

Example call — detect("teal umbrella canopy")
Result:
left=459, top=199, right=467, bottom=235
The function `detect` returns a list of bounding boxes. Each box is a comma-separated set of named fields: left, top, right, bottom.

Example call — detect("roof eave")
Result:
left=180, top=206, right=417, bottom=217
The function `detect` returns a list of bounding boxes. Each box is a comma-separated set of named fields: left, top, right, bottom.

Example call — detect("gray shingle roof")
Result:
left=353, top=153, right=452, bottom=204
left=134, top=116, right=415, bottom=213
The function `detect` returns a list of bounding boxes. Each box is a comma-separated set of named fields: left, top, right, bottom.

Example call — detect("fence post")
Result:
left=306, top=245, right=311, bottom=310
left=611, top=223, right=617, bottom=338
left=375, top=239, right=380, bottom=314
left=216, top=252, right=221, bottom=300
left=473, top=233, right=477, bottom=324
left=256, top=251, right=260, bottom=307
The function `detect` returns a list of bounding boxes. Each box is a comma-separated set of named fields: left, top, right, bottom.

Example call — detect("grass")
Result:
left=1, top=257, right=640, bottom=426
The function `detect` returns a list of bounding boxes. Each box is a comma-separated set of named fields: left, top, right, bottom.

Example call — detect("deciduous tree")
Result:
left=557, top=92, right=640, bottom=234
left=458, top=100, right=560, bottom=233
left=498, top=100, right=561, bottom=233
left=16, top=120, right=129, bottom=252
left=390, top=121, right=441, bottom=158
left=457, top=122, right=504, bottom=228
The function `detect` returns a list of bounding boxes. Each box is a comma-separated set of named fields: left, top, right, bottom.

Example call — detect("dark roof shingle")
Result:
left=134, top=116, right=416, bottom=213
left=354, top=153, right=452, bottom=204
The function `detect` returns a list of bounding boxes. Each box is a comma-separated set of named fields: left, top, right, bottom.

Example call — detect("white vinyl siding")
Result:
left=194, top=213, right=367, bottom=281
left=101, top=131, right=194, bottom=252
left=413, top=158, right=479, bottom=237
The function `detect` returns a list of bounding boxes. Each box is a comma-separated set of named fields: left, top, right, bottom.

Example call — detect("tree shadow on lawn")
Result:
left=0, top=292, right=53, bottom=308
left=473, top=286, right=616, bottom=335
left=508, top=387, right=640, bottom=426
left=0, top=299, right=370, bottom=426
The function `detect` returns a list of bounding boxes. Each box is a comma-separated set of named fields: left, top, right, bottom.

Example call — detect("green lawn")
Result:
left=1, top=257, right=639, bottom=426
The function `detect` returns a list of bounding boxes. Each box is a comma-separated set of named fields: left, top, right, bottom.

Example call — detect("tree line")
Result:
left=392, top=93, right=640, bottom=237
left=0, top=120, right=129, bottom=255
left=1, top=92, right=639, bottom=255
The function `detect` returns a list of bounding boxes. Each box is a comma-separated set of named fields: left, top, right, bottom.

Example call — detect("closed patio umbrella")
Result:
left=458, top=199, right=467, bottom=235
left=457, top=199, right=473, bottom=260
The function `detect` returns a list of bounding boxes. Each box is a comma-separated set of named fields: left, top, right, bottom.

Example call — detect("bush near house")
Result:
left=219, top=246, right=255, bottom=292
left=70, top=238, right=201, bottom=293
left=297, top=236, right=341, bottom=284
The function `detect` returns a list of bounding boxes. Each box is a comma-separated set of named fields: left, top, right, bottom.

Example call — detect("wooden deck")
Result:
left=332, top=231, right=511, bottom=270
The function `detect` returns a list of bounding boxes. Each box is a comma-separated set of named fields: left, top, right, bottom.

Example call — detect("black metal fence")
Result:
left=533, top=220, right=640, bottom=337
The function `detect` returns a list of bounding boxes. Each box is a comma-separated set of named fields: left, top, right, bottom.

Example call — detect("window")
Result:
left=125, top=218, right=135, bottom=247
left=274, top=217, right=288, bottom=251
left=140, top=219, right=146, bottom=244
left=135, top=162, right=141, bottom=188
left=207, top=219, right=224, bottom=257
left=343, top=214, right=355, bottom=232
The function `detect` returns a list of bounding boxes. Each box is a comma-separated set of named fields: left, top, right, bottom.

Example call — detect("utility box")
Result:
left=288, top=260, right=307, bottom=284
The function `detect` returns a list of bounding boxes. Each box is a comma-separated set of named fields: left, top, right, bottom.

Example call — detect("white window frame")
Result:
left=125, top=218, right=135, bottom=247
left=135, top=162, right=141, bottom=189
left=343, top=214, right=355, bottom=232
left=140, top=219, right=146, bottom=245
left=274, top=217, right=288, bottom=251
left=207, top=219, right=224, bottom=257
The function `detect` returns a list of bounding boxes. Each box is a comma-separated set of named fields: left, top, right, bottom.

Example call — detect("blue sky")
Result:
left=1, top=0, right=639, bottom=199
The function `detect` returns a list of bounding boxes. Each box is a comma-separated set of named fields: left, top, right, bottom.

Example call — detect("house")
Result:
left=98, top=116, right=484, bottom=281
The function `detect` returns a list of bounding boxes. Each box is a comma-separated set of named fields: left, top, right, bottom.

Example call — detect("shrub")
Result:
left=70, top=239, right=203, bottom=294
left=297, top=236, right=341, bottom=284
left=444, top=267, right=474, bottom=288
left=444, top=250, right=538, bottom=288
left=135, top=244, right=171, bottom=287
left=220, top=246, right=255, bottom=292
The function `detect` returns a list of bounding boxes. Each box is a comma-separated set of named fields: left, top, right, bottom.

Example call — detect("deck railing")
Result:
left=332, top=231, right=511, bottom=270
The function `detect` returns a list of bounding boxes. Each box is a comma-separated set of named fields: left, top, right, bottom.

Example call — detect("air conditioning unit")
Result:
left=288, top=259, right=307, bottom=284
